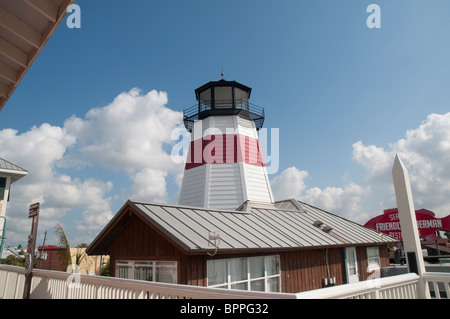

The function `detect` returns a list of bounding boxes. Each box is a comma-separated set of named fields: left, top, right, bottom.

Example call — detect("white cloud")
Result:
left=352, top=112, right=450, bottom=217
left=269, top=113, right=450, bottom=224
left=271, top=167, right=309, bottom=200
left=63, top=88, right=183, bottom=173
left=270, top=166, right=371, bottom=223
left=352, top=141, right=391, bottom=181
left=129, top=168, right=168, bottom=203
left=0, top=88, right=184, bottom=247
left=301, top=184, right=371, bottom=223
left=0, top=124, right=75, bottom=182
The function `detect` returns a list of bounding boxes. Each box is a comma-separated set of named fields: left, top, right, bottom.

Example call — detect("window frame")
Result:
left=115, top=260, right=178, bottom=284
left=206, top=255, right=281, bottom=293
left=366, top=247, right=381, bottom=271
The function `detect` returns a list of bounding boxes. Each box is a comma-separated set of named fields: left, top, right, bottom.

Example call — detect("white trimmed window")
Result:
left=116, top=260, right=177, bottom=284
left=366, top=247, right=381, bottom=270
left=207, top=255, right=280, bottom=292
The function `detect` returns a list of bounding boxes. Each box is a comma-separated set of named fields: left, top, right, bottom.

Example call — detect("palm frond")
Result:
left=54, top=224, right=72, bottom=268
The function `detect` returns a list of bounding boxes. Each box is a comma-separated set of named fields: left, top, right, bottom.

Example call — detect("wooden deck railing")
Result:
left=1, top=264, right=449, bottom=299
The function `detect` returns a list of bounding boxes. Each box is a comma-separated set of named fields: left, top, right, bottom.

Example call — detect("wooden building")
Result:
left=36, top=245, right=67, bottom=272
left=87, top=199, right=397, bottom=293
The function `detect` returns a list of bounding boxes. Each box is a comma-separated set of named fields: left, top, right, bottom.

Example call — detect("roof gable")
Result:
left=0, top=157, right=28, bottom=183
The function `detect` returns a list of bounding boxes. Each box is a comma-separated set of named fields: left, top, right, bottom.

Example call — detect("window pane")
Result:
left=116, top=261, right=133, bottom=279
left=207, top=259, right=227, bottom=286
left=368, top=258, right=380, bottom=268
left=266, top=255, right=280, bottom=276
left=267, top=277, right=280, bottom=292
left=249, top=256, right=264, bottom=279
left=0, top=177, right=6, bottom=200
left=117, top=266, right=129, bottom=279
left=206, top=255, right=281, bottom=292
left=199, top=88, right=212, bottom=109
left=230, top=258, right=247, bottom=282
left=214, top=86, right=233, bottom=106
left=367, top=247, right=379, bottom=258
left=134, top=261, right=153, bottom=281
left=250, top=279, right=265, bottom=291
left=155, top=262, right=177, bottom=284
left=231, top=282, right=248, bottom=290
left=234, top=88, right=249, bottom=103
left=348, top=250, right=356, bottom=275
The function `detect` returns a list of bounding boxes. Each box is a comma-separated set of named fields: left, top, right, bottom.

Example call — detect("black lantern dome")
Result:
left=183, top=79, right=265, bottom=132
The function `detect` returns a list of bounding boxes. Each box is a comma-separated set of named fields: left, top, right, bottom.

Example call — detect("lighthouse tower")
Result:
left=179, top=79, right=274, bottom=210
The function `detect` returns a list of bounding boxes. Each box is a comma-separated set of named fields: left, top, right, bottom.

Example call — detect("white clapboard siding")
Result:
left=207, top=164, right=244, bottom=210
left=179, top=115, right=273, bottom=210
left=178, top=166, right=206, bottom=207
left=242, top=164, right=274, bottom=203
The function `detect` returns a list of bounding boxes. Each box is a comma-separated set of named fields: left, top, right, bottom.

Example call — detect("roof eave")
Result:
left=0, top=0, right=77, bottom=111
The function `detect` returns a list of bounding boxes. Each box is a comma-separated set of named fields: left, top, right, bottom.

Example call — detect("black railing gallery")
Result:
left=183, top=100, right=265, bottom=132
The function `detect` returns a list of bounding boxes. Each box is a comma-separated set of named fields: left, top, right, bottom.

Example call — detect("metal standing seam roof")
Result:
left=0, top=157, right=27, bottom=183
left=88, top=199, right=398, bottom=255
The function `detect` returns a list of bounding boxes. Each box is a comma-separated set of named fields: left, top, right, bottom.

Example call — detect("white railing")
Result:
left=1, top=264, right=450, bottom=299
left=423, top=272, right=450, bottom=299
left=0, top=265, right=26, bottom=299
left=0, top=265, right=296, bottom=299
left=295, top=273, right=420, bottom=299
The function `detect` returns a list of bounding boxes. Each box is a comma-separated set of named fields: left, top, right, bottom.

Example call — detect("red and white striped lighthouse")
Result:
left=179, top=79, right=274, bottom=210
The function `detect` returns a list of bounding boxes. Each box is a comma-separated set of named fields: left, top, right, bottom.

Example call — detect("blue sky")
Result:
left=1, top=0, right=450, bottom=247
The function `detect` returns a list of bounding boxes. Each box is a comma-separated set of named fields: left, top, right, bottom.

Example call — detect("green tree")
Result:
left=54, top=224, right=72, bottom=269
left=100, top=259, right=110, bottom=276
left=1, top=255, right=26, bottom=267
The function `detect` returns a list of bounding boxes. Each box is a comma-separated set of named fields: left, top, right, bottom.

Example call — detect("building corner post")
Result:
left=392, top=154, right=430, bottom=299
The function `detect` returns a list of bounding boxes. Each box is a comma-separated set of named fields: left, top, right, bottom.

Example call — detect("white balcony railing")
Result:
left=295, top=273, right=420, bottom=299
left=1, top=264, right=449, bottom=299
left=0, top=265, right=296, bottom=299
left=423, top=272, right=450, bottom=299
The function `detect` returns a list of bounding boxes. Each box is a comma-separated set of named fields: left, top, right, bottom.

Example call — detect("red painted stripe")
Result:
left=184, top=134, right=265, bottom=170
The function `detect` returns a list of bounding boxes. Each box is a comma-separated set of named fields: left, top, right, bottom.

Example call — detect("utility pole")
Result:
left=23, top=203, right=39, bottom=299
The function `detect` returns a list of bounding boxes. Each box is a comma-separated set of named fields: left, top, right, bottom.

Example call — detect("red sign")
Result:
left=364, top=208, right=450, bottom=240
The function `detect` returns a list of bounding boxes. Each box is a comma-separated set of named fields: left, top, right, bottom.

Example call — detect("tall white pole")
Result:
left=392, top=154, right=430, bottom=299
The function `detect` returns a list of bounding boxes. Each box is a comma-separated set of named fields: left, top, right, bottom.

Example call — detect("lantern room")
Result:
left=183, top=79, right=265, bottom=132
left=196, top=79, right=251, bottom=111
